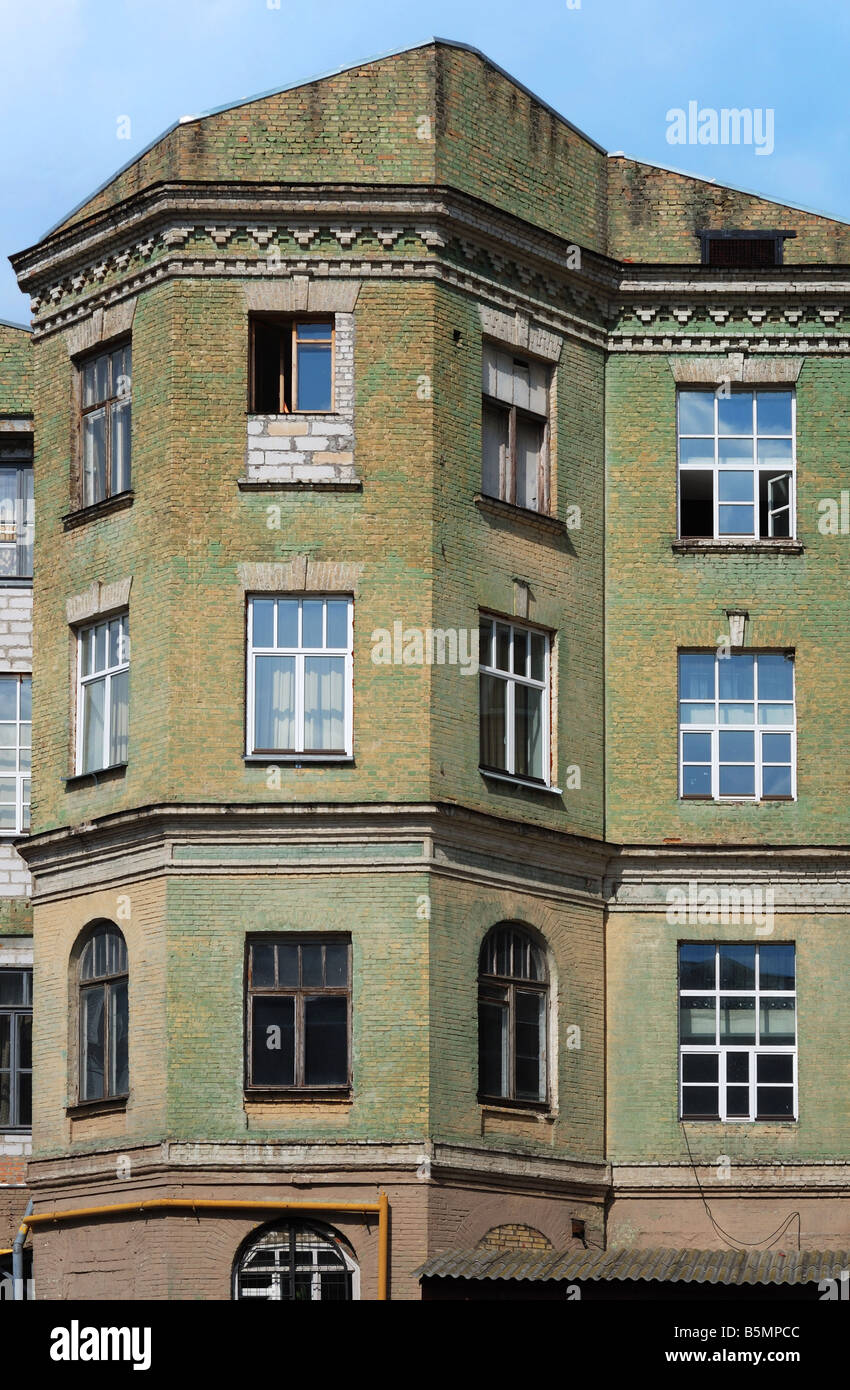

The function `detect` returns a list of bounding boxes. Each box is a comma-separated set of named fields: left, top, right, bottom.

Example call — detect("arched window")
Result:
left=478, top=923, right=548, bottom=1105
left=78, top=922, right=128, bottom=1102
left=234, top=1222, right=358, bottom=1301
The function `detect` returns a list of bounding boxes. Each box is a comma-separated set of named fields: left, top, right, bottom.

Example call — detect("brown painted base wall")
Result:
left=27, top=1170, right=603, bottom=1301
left=0, top=1183, right=30, bottom=1250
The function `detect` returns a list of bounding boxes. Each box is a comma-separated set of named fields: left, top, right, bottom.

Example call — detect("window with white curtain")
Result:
left=76, top=614, right=129, bottom=774
left=247, top=597, right=352, bottom=758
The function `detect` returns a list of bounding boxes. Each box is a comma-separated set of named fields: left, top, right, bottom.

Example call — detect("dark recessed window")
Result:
left=0, top=968, right=32, bottom=1128
left=250, top=318, right=334, bottom=413
left=246, top=937, right=351, bottom=1091
left=699, top=232, right=794, bottom=268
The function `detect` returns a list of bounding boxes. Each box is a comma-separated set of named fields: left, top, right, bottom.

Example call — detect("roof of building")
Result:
left=41, top=36, right=606, bottom=240
left=415, top=1245, right=850, bottom=1286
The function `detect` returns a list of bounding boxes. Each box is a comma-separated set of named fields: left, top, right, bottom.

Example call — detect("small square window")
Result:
left=250, top=318, right=334, bottom=413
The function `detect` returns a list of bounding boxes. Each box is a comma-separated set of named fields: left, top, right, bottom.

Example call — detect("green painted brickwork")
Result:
left=607, top=913, right=849, bottom=1162
left=605, top=353, right=850, bottom=845
left=0, top=323, right=32, bottom=413
left=32, top=866, right=604, bottom=1162
left=163, top=872, right=430, bottom=1143
left=429, top=282, right=605, bottom=838
left=429, top=874, right=605, bottom=1162
left=31, top=273, right=604, bottom=845
left=51, top=43, right=607, bottom=254
left=608, top=158, right=850, bottom=264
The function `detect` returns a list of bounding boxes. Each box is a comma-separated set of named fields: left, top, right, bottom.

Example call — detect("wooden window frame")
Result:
left=248, top=316, right=335, bottom=414
left=481, top=348, right=551, bottom=515
left=77, top=923, right=129, bottom=1105
left=477, top=924, right=549, bottom=1108
left=76, top=340, right=132, bottom=509
left=245, top=936, right=352, bottom=1095
left=0, top=967, right=32, bottom=1130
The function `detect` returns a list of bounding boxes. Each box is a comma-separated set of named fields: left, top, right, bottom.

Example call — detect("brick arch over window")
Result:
left=450, top=1195, right=578, bottom=1252
left=477, top=1224, right=554, bottom=1254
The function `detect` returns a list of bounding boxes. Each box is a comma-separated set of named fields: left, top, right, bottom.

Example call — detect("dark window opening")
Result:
left=699, top=231, right=794, bottom=268
left=0, top=967, right=32, bottom=1128
left=78, top=923, right=128, bottom=1102
left=246, top=937, right=351, bottom=1091
left=250, top=318, right=333, bottom=413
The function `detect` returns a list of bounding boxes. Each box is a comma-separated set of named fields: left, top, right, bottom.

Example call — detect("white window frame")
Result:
left=679, top=944, right=797, bottom=1123
left=678, top=651, right=796, bottom=802
left=677, top=388, right=796, bottom=540
left=75, top=613, right=130, bottom=775
left=0, top=675, right=30, bottom=835
left=479, top=615, right=551, bottom=788
left=246, top=595, right=353, bottom=760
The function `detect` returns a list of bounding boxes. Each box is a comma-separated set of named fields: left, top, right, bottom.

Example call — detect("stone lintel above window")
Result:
left=237, top=558, right=363, bottom=594
left=478, top=305, right=563, bottom=362
left=66, top=576, right=132, bottom=626
left=668, top=354, right=803, bottom=385
left=63, top=299, right=137, bottom=358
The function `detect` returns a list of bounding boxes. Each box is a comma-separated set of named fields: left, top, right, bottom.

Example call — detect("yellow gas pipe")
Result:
left=14, top=1193, right=390, bottom=1299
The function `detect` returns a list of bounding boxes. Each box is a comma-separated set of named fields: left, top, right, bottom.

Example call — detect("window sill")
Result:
left=245, top=754, right=354, bottom=765
left=65, top=763, right=127, bottom=790
left=237, top=478, right=362, bottom=492
left=66, top=1095, right=128, bottom=1120
left=681, top=796, right=795, bottom=804
left=0, top=577, right=32, bottom=588
left=245, top=1089, right=351, bottom=1103
left=473, top=493, right=567, bottom=537
left=62, top=491, right=134, bottom=531
left=673, top=538, right=804, bottom=556
left=481, top=768, right=562, bottom=795
left=478, top=1098, right=553, bottom=1117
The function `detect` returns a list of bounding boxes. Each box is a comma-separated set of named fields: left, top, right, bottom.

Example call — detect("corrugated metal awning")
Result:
left=415, top=1246, right=850, bottom=1287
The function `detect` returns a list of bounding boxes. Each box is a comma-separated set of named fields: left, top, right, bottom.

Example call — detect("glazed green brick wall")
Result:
left=429, top=874, right=606, bottom=1161
left=51, top=43, right=607, bottom=254
left=607, top=913, right=849, bottom=1162
left=428, top=282, right=606, bottom=839
left=32, top=276, right=443, bottom=827
left=605, top=353, right=850, bottom=845
left=432, top=47, right=606, bottom=250
left=608, top=158, right=850, bottom=264
left=164, top=873, right=429, bottom=1139
left=0, top=323, right=32, bottom=412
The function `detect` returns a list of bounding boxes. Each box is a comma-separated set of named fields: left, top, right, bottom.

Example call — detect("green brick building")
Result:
left=3, top=39, right=849, bottom=1299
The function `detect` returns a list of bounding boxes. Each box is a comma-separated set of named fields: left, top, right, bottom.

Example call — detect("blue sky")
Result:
left=2, top=0, right=849, bottom=323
